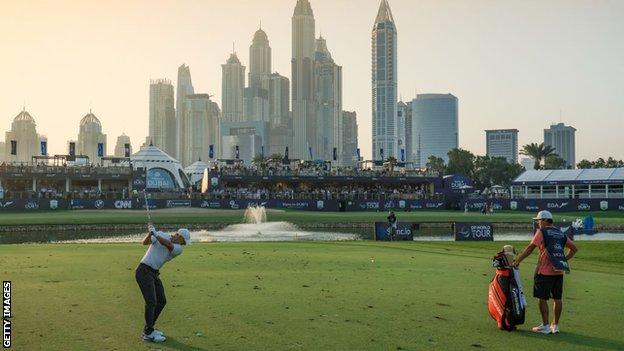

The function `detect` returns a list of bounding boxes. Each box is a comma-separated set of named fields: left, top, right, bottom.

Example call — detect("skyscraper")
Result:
left=485, top=129, right=519, bottom=163
left=372, top=0, right=398, bottom=161
left=265, top=73, right=290, bottom=127
left=149, top=79, right=176, bottom=156
left=76, top=111, right=107, bottom=164
left=314, top=36, right=342, bottom=162
left=249, top=27, right=271, bottom=89
left=176, top=64, right=194, bottom=161
left=221, top=52, right=245, bottom=123
left=410, top=94, right=458, bottom=167
left=544, top=123, right=576, bottom=168
left=181, top=94, right=220, bottom=166
left=397, top=101, right=411, bottom=163
left=292, top=0, right=316, bottom=159
left=244, top=28, right=271, bottom=123
left=265, top=73, right=292, bottom=156
left=341, top=111, right=359, bottom=166
left=114, top=133, right=132, bottom=157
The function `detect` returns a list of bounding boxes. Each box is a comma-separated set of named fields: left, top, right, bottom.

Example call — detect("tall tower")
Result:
left=292, top=0, right=316, bottom=159
left=544, top=123, right=576, bottom=168
left=372, top=0, right=398, bottom=160
left=149, top=79, right=176, bottom=156
left=176, top=64, right=194, bottom=161
left=221, top=52, right=246, bottom=123
left=76, top=111, right=107, bottom=164
left=314, top=36, right=342, bottom=162
left=249, top=27, right=271, bottom=89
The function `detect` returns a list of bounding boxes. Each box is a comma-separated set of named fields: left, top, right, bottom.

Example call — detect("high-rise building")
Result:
left=222, top=52, right=245, bottom=123
left=249, top=27, right=271, bottom=89
left=244, top=28, right=271, bottom=123
left=544, top=123, right=576, bottom=168
left=314, top=36, right=342, bottom=162
left=397, top=101, right=411, bottom=163
left=4, top=109, right=47, bottom=164
left=114, top=133, right=132, bottom=157
left=220, top=121, right=269, bottom=164
left=292, top=0, right=316, bottom=159
left=176, top=64, right=195, bottom=161
left=372, top=0, right=398, bottom=160
left=149, top=79, right=176, bottom=156
left=76, top=111, right=107, bottom=164
left=265, top=73, right=290, bottom=128
left=181, top=94, right=220, bottom=166
left=485, top=129, right=519, bottom=163
left=341, top=111, right=359, bottom=166
left=410, top=94, right=458, bottom=167
left=244, top=86, right=270, bottom=122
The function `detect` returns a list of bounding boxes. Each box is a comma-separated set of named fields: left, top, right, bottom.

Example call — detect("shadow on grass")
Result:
left=520, top=330, right=624, bottom=350
left=161, top=337, right=210, bottom=351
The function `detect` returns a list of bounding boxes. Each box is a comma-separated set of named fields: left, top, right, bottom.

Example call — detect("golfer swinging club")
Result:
left=514, top=210, right=578, bottom=334
left=135, top=223, right=191, bottom=342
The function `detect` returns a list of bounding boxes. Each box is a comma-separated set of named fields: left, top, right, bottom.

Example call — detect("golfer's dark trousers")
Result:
left=135, top=263, right=166, bottom=335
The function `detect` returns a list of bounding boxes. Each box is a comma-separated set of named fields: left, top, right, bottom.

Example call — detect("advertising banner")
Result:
left=454, top=222, right=494, bottom=241
left=374, top=222, right=418, bottom=241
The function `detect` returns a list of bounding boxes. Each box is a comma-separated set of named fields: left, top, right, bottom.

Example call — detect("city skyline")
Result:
left=1, top=0, right=623, bottom=161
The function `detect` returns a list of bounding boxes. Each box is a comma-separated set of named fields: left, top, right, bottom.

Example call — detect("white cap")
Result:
left=177, top=228, right=192, bottom=245
left=533, top=210, right=553, bottom=220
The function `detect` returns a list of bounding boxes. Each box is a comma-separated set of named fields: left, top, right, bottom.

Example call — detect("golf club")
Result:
left=143, top=189, right=152, bottom=223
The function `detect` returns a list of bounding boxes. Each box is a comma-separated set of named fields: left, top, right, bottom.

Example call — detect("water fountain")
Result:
left=54, top=205, right=359, bottom=243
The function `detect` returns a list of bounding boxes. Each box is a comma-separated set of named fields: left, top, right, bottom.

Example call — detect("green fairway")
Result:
left=2, top=241, right=622, bottom=351
left=1, top=208, right=623, bottom=227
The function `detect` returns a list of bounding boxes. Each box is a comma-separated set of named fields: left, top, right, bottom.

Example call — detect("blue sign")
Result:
left=333, top=147, right=337, bottom=161
left=40, top=141, right=47, bottom=156
left=10, top=140, right=16, bottom=155
left=97, top=143, right=104, bottom=157
left=374, top=222, right=417, bottom=241
left=454, top=223, right=494, bottom=241
left=146, top=168, right=176, bottom=189
left=69, top=142, right=76, bottom=156
left=400, top=149, right=405, bottom=162
left=209, top=145, right=214, bottom=159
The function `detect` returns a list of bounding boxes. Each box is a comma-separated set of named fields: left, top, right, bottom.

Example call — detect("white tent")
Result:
left=184, top=159, right=208, bottom=185
left=130, top=145, right=190, bottom=189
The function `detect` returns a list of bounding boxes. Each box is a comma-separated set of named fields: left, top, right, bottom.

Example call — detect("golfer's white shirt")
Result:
left=140, top=232, right=183, bottom=270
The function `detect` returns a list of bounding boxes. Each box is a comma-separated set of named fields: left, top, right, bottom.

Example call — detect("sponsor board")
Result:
left=94, top=200, right=105, bottom=210
left=114, top=200, right=133, bottom=209
left=374, top=222, right=418, bottom=241
left=454, top=222, right=494, bottom=241
left=166, top=200, right=191, bottom=208
left=24, top=201, right=39, bottom=210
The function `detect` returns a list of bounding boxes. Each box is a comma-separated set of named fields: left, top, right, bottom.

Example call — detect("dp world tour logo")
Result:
left=600, top=201, right=608, bottom=211
left=94, top=200, right=105, bottom=209
left=510, top=201, right=518, bottom=210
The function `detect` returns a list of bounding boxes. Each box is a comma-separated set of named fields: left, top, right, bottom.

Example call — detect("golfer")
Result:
left=135, top=224, right=191, bottom=342
left=514, top=210, right=578, bottom=334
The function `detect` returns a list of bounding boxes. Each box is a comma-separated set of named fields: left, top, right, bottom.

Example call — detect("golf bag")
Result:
left=488, top=251, right=526, bottom=331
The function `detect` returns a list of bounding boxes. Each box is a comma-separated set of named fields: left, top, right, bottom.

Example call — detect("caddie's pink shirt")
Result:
left=531, top=229, right=577, bottom=276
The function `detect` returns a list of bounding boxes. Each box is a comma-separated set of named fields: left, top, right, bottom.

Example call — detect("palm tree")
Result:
left=520, top=142, right=557, bottom=170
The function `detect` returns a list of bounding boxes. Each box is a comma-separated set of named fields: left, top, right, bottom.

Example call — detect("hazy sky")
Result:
left=1, top=0, right=623, bottom=161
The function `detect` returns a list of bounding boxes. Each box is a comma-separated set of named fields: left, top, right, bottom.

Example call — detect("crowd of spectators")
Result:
left=199, top=183, right=442, bottom=201
left=214, top=162, right=439, bottom=178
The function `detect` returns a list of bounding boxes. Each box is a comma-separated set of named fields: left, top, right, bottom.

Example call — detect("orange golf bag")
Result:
left=488, top=251, right=526, bottom=331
